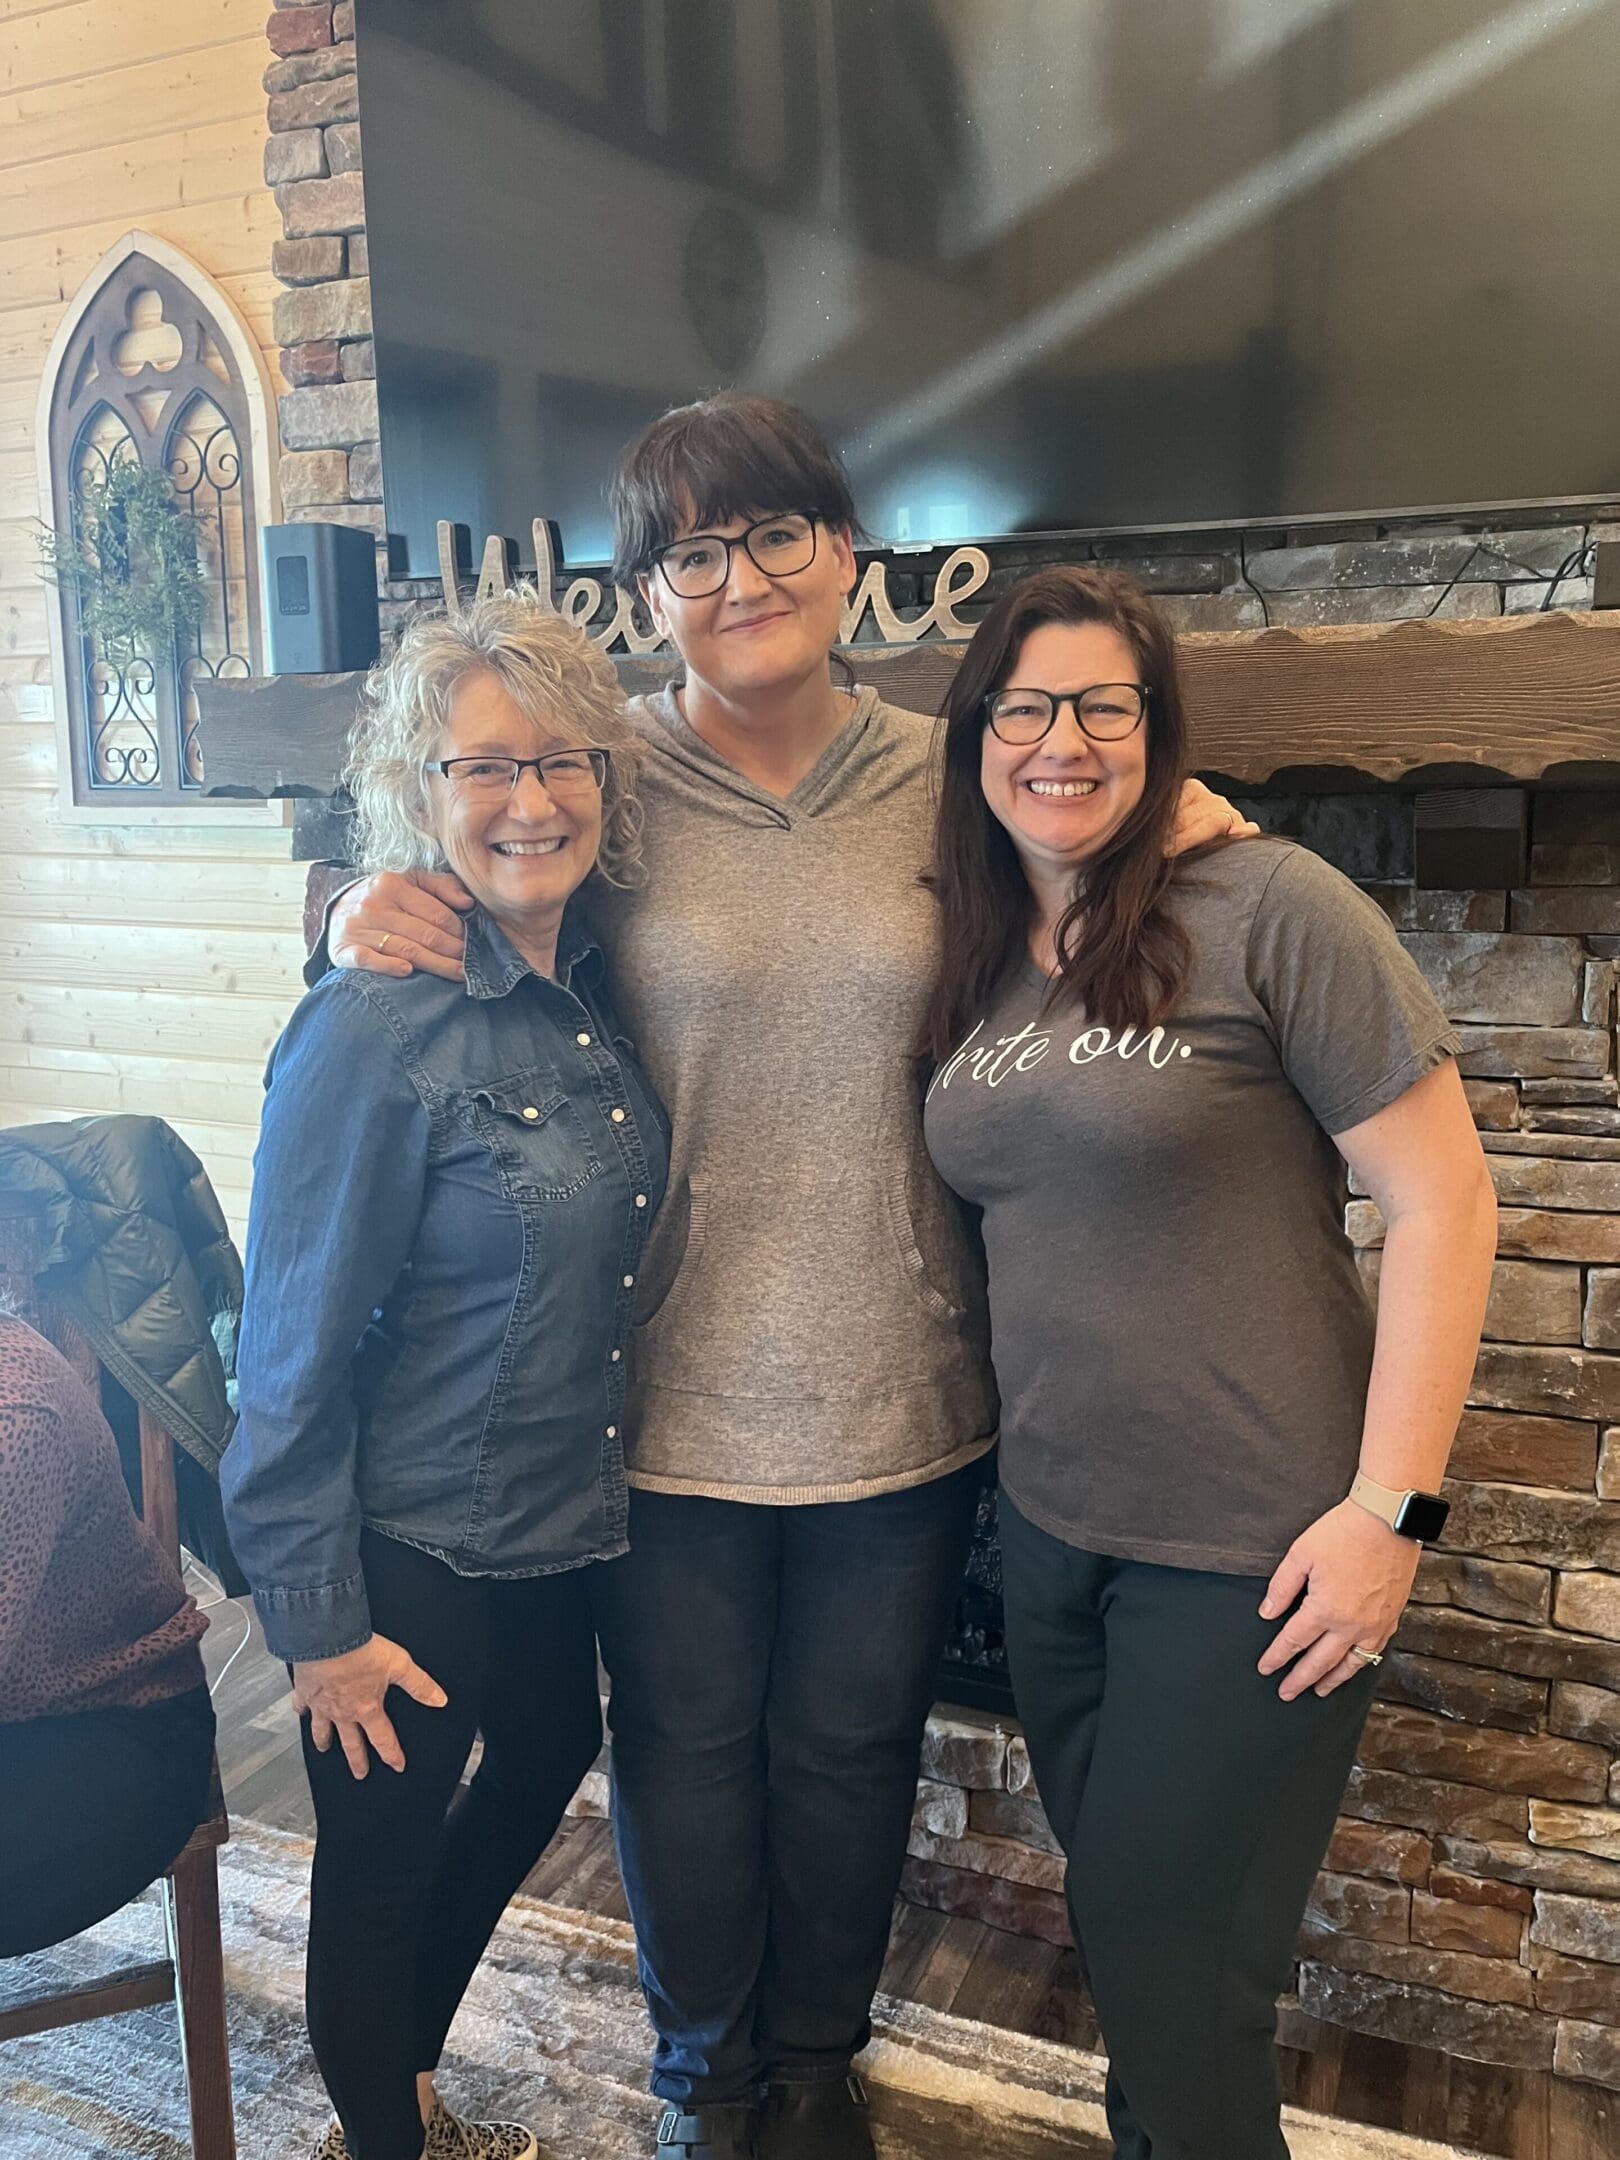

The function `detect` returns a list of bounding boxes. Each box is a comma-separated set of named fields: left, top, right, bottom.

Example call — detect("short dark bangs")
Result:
left=609, top=392, right=865, bottom=588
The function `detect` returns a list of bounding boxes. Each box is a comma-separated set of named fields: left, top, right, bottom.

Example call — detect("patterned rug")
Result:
left=0, top=1820, right=1464, bottom=2160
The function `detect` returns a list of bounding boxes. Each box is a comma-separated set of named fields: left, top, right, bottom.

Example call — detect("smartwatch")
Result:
left=1349, top=1471, right=1450, bottom=1544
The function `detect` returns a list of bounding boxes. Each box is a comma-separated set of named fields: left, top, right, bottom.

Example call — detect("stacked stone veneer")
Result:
left=262, top=5, right=376, bottom=554
left=262, top=2, right=1619, bottom=2093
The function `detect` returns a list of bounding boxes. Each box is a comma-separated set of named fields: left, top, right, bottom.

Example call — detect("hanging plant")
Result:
left=39, top=455, right=208, bottom=662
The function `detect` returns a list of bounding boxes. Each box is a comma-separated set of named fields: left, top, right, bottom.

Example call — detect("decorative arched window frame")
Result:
left=36, top=231, right=288, bottom=825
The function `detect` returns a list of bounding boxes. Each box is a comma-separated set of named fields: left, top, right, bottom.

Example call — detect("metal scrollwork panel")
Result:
left=69, top=407, right=166, bottom=793
left=86, top=653, right=162, bottom=788
left=167, top=393, right=252, bottom=789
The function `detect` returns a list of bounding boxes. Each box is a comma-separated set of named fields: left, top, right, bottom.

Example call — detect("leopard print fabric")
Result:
left=0, top=1317, right=207, bottom=1722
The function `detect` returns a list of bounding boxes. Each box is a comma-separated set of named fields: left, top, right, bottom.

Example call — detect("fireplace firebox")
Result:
left=938, top=1478, right=1016, bottom=1715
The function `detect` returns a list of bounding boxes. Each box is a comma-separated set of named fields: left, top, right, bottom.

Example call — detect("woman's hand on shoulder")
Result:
left=1256, top=1498, right=1420, bottom=1700
left=1165, top=777, right=1262, bottom=857
left=291, top=1632, right=448, bottom=1778
left=329, top=870, right=475, bottom=982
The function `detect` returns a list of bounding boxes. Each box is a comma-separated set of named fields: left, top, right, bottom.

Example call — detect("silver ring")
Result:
left=377, top=932, right=392, bottom=955
left=1351, top=1645, right=1383, bottom=1667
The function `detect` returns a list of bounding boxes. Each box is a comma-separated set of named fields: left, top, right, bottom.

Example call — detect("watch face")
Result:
left=1395, top=1492, right=1450, bottom=1542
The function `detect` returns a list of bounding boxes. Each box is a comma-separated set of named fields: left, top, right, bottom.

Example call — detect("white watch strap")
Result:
left=1349, top=1471, right=1406, bottom=1529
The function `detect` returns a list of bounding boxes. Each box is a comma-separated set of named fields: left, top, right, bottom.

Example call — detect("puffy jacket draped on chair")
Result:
left=0, top=1115, right=245, bottom=1592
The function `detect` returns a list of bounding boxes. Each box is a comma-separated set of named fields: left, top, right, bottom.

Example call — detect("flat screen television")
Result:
left=357, top=0, right=1620, bottom=578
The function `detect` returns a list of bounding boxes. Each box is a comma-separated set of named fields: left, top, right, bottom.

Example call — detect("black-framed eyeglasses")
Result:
left=651, top=511, right=820, bottom=599
left=427, top=748, right=608, bottom=798
left=983, top=683, right=1149, bottom=746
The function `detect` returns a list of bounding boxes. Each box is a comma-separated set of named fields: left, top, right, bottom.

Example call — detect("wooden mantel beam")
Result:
left=1183, top=608, right=1620, bottom=787
left=194, top=605, right=1620, bottom=800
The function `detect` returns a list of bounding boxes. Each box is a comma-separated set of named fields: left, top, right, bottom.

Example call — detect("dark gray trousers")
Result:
left=0, top=1684, right=215, bottom=1956
left=999, top=1495, right=1378, bottom=2160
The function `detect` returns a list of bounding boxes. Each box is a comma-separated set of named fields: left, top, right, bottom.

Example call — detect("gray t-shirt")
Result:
left=923, top=840, right=1459, bottom=1576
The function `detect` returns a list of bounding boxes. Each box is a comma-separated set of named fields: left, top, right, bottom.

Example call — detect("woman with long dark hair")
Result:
left=317, top=402, right=1253, bottom=2160
left=922, top=566, right=1498, bottom=2160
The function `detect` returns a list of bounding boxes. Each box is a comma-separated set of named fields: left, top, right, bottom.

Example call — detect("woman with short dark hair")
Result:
left=323, top=399, right=1254, bottom=2160
left=922, top=565, right=1498, bottom=2160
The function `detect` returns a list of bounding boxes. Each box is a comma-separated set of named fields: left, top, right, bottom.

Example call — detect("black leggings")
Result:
left=302, top=1529, right=604, bottom=2160
left=0, top=1683, right=216, bottom=1956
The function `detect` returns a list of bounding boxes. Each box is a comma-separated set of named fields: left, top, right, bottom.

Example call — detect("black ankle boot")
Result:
left=655, top=2102, right=759, bottom=2158
left=759, top=2076, right=875, bottom=2160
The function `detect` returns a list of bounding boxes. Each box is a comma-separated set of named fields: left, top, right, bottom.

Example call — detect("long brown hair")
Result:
left=921, top=565, right=1195, bottom=1065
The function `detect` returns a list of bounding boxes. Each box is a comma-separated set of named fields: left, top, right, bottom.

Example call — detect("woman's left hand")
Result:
left=1167, top=777, right=1263, bottom=856
left=1257, top=1499, right=1421, bottom=1699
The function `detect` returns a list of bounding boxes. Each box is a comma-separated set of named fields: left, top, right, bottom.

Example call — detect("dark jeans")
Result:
left=302, top=1528, right=603, bottom=2160
left=999, top=1496, right=1379, bottom=2160
left=592, top=1463, right=983, bottom=2105
left=0, top=1683, right=215, bottom=1957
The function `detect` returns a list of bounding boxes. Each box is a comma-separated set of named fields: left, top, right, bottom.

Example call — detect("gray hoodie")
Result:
left=593, top=683, right=997, bottom=1502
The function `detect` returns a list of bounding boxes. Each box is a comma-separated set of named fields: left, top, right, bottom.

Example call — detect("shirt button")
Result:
left=521, top=1106, right=540, bottom=1121
left=606, top=1425, right=617, bottom=1439
left=623, top=1274, right=634, bottom=1288
left=635, top=1193, right=647, bottom=1208
left=611, top=1349, right=622, bottom=1362
left=611, top=1108, right=626, bottom=1124
left=577, top=1031, right=592, bottom=1046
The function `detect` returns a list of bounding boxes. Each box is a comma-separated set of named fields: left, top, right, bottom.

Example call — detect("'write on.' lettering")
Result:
left=927, top=1018, right=1193, bottom=1100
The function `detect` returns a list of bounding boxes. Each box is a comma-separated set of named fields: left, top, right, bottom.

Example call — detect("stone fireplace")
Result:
left=207, top=0, right=1620, bottom=2102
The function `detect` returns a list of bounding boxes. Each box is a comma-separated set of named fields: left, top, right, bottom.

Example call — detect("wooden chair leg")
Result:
left=164, top=1847, right=237, bottom=2160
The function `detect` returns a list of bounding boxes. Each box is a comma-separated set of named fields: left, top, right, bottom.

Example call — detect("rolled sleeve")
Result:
left=253, top=1570, right=375, bottom=1666
left=1246, top=847, right=1461, bottom=1136
left=221, top=975, right=429, bottom=1665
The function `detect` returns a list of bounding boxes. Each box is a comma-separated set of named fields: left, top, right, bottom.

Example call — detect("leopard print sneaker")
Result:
left=307, top=2102, right=538, bottom=2160
left=422, top=2097, right=540, bottom=2160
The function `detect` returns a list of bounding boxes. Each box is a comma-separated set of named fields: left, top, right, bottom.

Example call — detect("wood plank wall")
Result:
left=0, top=0, right=306, bottom=1239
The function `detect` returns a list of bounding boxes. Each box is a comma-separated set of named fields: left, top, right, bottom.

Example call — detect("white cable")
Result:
left=206, top=1607, right=254, bottom=1697
left=184, top=1554, right=255, bottom=1700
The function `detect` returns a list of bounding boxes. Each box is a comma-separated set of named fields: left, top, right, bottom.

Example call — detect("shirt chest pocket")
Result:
left=464, top=1067, right=603, bottom=1204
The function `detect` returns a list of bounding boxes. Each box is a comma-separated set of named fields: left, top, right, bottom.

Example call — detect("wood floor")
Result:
left=199, top=1590, right=1616, bottom=2160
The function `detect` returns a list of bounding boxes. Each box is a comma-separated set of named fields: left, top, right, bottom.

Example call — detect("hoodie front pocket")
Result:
left=884, top=1158, right=968, bottom=1324
left=633, top=1173, right=709, bottom=1329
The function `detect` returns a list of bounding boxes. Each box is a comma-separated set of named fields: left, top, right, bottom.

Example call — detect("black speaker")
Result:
left=262, top=521, right=380, bottom=673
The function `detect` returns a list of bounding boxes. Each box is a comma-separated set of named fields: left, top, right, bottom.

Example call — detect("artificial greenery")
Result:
left=39, top=455, right=207, bottom=661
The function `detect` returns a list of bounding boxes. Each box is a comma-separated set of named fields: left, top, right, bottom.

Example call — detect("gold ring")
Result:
left=1351, top=1645, right=1383, bottom=1667
left=377, top=932, right=392, bottom=955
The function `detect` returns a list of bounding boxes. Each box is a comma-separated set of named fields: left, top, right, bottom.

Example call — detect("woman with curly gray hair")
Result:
left=222, top=590, right=668, bottom=2160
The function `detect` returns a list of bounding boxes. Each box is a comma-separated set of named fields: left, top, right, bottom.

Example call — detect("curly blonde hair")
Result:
left=346, top=588, right=645, bottom=886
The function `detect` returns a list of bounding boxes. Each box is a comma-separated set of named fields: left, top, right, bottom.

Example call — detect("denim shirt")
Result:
left=222, top=908, right=669, bottom=1664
